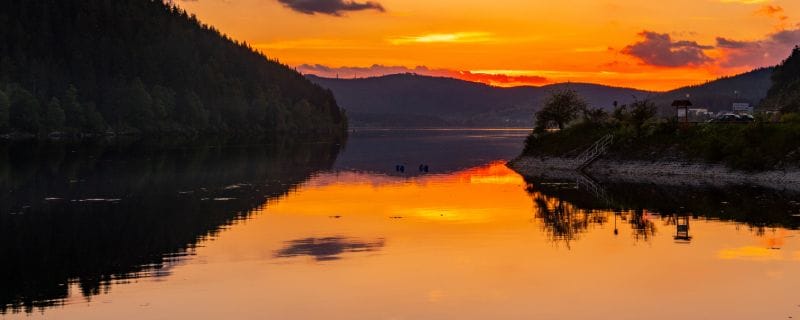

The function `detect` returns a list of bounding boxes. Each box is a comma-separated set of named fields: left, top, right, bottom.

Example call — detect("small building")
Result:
left=672, top=100, right=693, bottom=123
left=732, top=103, right=753, bottom=115
left=688, top=108, right=710, bottom=122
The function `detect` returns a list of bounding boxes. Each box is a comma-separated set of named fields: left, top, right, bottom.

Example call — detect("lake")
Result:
left=2, top=129, right=800, bottom=319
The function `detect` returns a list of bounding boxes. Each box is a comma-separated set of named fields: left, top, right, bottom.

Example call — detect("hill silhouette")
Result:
left=651, top=67, right=774, bottom=114
left=307, top=74, right=651, bottom=127
left=0, top=0, right=346, bottom=137
left=310, top=67, right=775, bottom=127
left=762, top=46, right=800, bottom=112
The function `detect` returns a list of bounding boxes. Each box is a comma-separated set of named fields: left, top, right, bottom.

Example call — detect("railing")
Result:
left=574, top=134, right=614, bottom=170
left=576, top=174, right=613, bottom=206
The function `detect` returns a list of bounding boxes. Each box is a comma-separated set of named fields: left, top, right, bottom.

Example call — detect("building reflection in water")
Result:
left=673, top=215, right=693, bottom=243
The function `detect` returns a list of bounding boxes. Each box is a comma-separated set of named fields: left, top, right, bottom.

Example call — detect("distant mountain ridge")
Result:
left=307, top=74, right=651, bottom=127
left=651, top=67, right=774, bottom=114
left=308, top=67, right=775, bottom=127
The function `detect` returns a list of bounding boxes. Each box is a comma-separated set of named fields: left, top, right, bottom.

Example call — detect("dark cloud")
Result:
left=277, top=0, right=385, bottom=16
left=621, top=31, right=713, bottom=67
left=716, top=28, right=800, bottom=68
left=716, top=37, right=750, bottom=49
left=274, top=237, right=385, bottom=261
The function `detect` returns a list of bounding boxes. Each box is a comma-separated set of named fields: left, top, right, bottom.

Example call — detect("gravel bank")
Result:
left=508, top=156, right=800, bottom=191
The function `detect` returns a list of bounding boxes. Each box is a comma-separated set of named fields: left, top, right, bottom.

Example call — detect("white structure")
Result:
left=732, top=103, right=753, bottom=115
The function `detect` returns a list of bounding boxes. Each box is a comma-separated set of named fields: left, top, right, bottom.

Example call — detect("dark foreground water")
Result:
left=2, top=129, right=800, bottom=319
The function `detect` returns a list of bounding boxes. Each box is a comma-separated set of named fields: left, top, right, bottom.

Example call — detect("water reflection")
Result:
left=334, top=129, right=529, bottom=175
left=275, top=237, right=385, bottom=261
left=2, top=130, right=800, bottom=320
left=525, top=174, right=800, bottom=247
left=0, top=138, right=342, bottom=314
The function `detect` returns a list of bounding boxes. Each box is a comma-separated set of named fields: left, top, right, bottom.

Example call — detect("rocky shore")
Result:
left=508, top=156, right=800, bottom=191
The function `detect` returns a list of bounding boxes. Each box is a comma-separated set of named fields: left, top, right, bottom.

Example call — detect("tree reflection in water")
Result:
left=526, top=176, right=800, bottom=247
left=533, top=195, right=656, bottom=247
left=533, top=196, right=606, bottom=248
left=0, top=137, right=342, bottom=314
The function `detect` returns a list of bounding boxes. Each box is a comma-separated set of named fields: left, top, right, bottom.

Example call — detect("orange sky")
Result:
left=177, top=0, right=800, bottom=91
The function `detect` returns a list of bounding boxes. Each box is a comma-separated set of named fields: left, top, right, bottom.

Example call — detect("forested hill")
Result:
left=762, top=46, right=800, bottom=112
left=307, top=74, right=650, bottom=128
left=0, top=0, right=346, bottom=137
left=651, top=67, right=774, bottom=113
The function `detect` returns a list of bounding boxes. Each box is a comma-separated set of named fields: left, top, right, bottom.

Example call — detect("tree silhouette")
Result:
left=0, top=0, right=347, bottom=137
left=535, top=89, right=587, bottom=131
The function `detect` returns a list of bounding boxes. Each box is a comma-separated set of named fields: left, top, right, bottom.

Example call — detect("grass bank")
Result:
left=521, top=116, right=800, bottom=172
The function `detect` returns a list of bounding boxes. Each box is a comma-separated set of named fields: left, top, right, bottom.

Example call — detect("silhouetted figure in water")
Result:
left=395, top=165, right=405, bottom=173
left=424, top=165, right=429, bottom=173
left=418, top=164, right=430, bottom=173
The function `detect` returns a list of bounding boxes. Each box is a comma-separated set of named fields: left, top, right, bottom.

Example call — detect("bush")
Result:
left=523, top=115, right=800, bottom=171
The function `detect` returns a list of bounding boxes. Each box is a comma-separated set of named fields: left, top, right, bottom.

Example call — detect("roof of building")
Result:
left=671, top=100, right=693, bottom=107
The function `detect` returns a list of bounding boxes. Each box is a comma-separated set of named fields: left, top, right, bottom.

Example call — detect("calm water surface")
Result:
left=2, top=129, right=800, bottom=319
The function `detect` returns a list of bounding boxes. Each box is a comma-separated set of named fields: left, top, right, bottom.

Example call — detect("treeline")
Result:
left=0, top=0, right=346, bottom=137
left=525, top=89, right=800, bottom=171
left=762, top=45, right=800, bottom=113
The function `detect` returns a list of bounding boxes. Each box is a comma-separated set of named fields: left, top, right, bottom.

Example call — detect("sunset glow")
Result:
left=177, top=0, right=800, bottom=90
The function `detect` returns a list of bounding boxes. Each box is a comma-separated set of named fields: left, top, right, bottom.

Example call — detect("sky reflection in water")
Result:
left=4, top=130, right=800, bottom=320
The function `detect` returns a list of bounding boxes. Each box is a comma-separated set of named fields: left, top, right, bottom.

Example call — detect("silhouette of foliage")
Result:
left=0, top=0, right=346, bottom=137
left=534, top=89, right=588, bottom=131
left=525, top=178, right=800, bottom=246
left=0, top=137, right=342, bottom=314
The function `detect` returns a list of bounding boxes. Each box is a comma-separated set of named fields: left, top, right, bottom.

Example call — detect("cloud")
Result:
left=297, top=64, right=549, bottom=86
left=274, top=237, right=385, bottom=261
left=755, top=5, right=787, bottom=20
left=716, top=28, right=800, bottom=68
left=716, top=37, right=750, bottom=49
left=622, top=31, right=713, bottom=67
left=389, top=32, right=495, bottom=45
left=459, top=70, right=548, bottom=86
left=755, top=5, right=790, bottom=29
left=276, top=0, right=384, bottom=16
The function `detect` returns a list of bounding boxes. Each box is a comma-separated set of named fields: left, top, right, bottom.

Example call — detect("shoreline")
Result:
left=508, top=156, right=800, bottom=191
